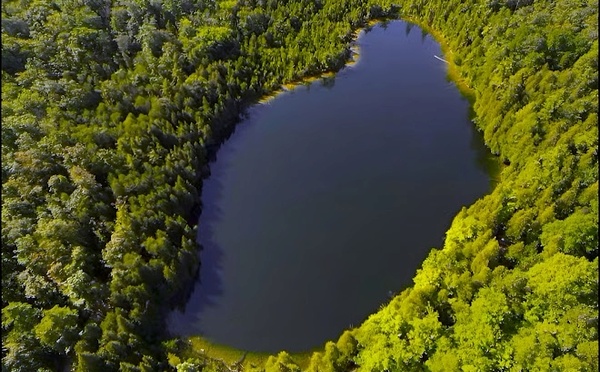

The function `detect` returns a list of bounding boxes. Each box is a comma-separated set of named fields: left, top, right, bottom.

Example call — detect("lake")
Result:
left=168, top=20, right=494, bottom=353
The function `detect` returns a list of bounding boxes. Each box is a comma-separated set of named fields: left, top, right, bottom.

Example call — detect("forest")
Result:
left=1, top=0, right=597, bottom=370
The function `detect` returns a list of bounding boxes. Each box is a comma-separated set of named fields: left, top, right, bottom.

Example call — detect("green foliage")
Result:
left=265, top=351, right=301, bottom=372
left=1, top=302, right=50, bottom=371
left=2, top=0, right=597, bottom=370
left=540, top=208, right=598, bottom=256
left=34, top=306, right=80, bottom=353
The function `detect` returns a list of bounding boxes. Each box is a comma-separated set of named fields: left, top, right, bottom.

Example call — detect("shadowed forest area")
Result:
left=2, top=0, right=597, bottom=370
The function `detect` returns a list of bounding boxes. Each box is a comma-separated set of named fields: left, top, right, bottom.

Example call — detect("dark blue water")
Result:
left=168, top=21, right=493, bottom=352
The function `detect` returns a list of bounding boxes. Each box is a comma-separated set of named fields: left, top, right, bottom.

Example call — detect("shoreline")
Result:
left=177, top=15, right=502, bottom=366
left=400, top=16, right=476, bottom=101
left=401, top=15, right=503, bottom=187
left=258, top=19, right=381, bottom=105
left=174, top=335, right=317, bottom=370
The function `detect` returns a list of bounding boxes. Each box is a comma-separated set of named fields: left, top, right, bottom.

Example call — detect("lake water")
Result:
left=168, top=21, right=493, bottom=353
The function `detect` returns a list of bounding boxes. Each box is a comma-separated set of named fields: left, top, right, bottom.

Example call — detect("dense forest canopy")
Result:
left=1, top=0, right=597, bottom=370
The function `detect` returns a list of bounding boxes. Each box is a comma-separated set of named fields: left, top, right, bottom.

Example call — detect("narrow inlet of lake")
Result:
left=168, top=20, right=494, bottom=353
